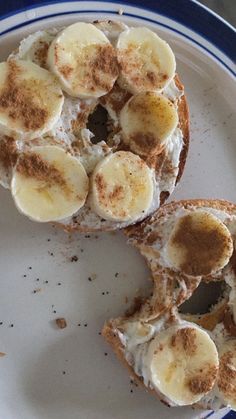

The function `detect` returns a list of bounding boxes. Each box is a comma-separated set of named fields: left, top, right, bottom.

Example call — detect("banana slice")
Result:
left=167, top=211, right=233, bottom=276
left=11, top=145, right=89, bottom=222
left=47, top=22, right=119, bottom=98
left=147, top=324, right=219, bottom=406
left=117, top=27, right=176, bottom=94
left=91, top=151, right=154, bottom=222
left=0, top=60, right=64, bottom=140
left=9, top=30, right=55, bottom=68
left=218, top=339, right=236, bottom=409
left=93, top=20, right=128, bottom=45
left=120, top=92, right=178, bottom=156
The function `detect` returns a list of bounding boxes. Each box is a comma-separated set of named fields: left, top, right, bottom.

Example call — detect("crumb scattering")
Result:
left=33, top=288, right=41, bottom=294
left=56, top=318, right=67, bottom=329
left=70, top=255, right=78, bottom=262
left=88, top=274, right=97, bottom=281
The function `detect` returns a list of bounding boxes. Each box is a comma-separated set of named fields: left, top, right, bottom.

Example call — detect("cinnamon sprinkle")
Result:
left=130, top=132, right=160, bottom=156
left=100, top=83, right=131, bottom=113
left=34, top=41, right=50, bottom=67
left=0, top=136, right=18, bottom=169
left=95, top=173, right=107, bottom=200
left=0, top=61, right=48, bottom=131
left=188, top=367, right=217, bottom=395
left=118, top=47, right=167, bottom=90
left=72, top=110, right=89, bottom=130
left=145, top=231, right=161, bottom=245
left=16, top=152, right=66, bottom=187
left=92, top=44, right=118, bottom=84
left=171, top=327, right=197, bottom=356
left=72, top=44, right=118, bottom=93
left=169, top=213, right=232, bottom=276
left=59, top=65, right=73, bottom=79
left=108, top=185, right=124, bottom=200
left=146, top=71, right=157, bottom=84
left=218, top=349, right=236, bottom=398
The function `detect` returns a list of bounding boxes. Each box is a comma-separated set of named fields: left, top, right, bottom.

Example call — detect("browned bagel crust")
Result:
left=125, top=199, right=236, bottom=240
left=102, top=320, right=168, bottom=404
left=104, top=199, right=236, bottom=409
left=174, top=76, right=190, bottom=186
left=102, top=319, right=224, bottom=410
left=125, top=199, right=236, bottom=320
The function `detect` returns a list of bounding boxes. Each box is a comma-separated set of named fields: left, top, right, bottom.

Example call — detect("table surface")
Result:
left=199, top=0, right=236, bottom=26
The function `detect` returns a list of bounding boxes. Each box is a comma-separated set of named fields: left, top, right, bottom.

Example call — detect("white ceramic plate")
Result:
left=0, top=2, right=235, bottom=419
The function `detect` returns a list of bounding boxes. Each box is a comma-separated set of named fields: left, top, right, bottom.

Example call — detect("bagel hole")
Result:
left=179, top=281, right=227, bottom=315
left=87, top=105, right=109, bottom=144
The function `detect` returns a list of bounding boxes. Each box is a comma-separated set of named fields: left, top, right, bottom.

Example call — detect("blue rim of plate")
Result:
left=0, top=1, right=235, bottom=418
left=0, top=0, right=235, bottom=65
